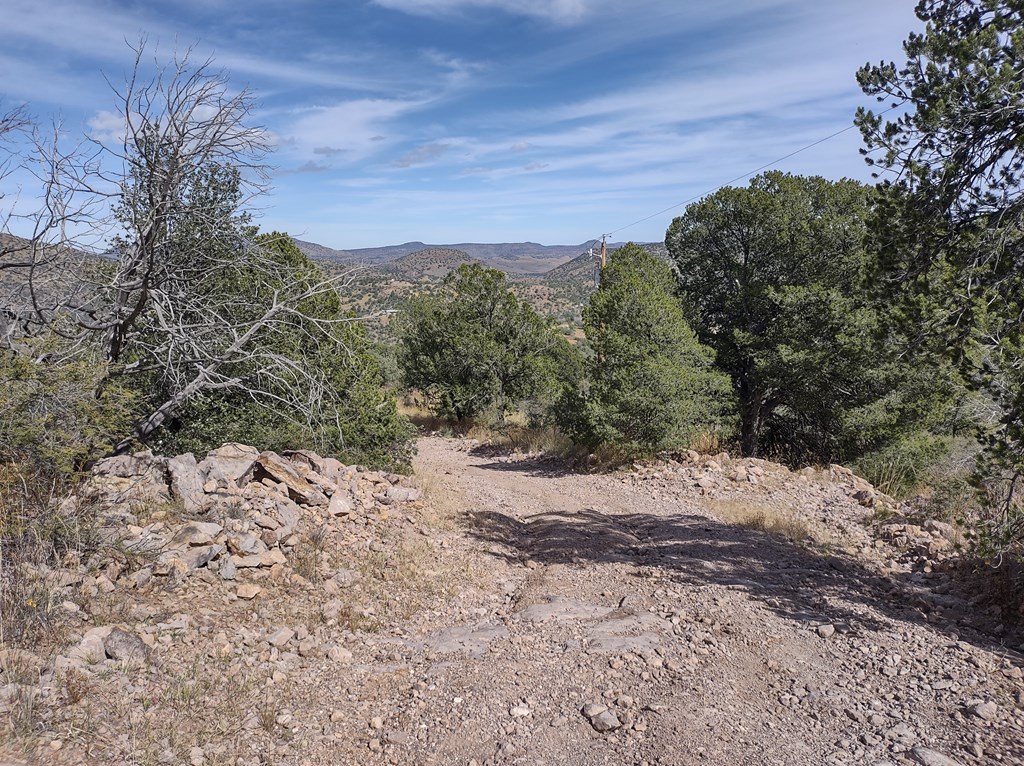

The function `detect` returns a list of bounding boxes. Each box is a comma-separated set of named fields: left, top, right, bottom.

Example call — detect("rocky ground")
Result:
left=1, top=437, right=1023, bottom=766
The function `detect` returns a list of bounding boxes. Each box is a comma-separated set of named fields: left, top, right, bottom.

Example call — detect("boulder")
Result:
left=386, top=486, right=421, bottom=503
left=104, top=628, right=150, bottom=664
left=328, top=492, right=355, bottom=517
left=163, top=522, right=223, bottom=550
left=198, top=443, right=259, bottom=487
left=254, top=451, right=328, bottom=506
left=166, top=453, right=205, bottom=514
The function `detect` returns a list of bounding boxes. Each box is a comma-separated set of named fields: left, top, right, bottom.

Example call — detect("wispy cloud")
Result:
left=373, top=0, right=588, bottom=24
left=393, top=142, right=450, bottom=168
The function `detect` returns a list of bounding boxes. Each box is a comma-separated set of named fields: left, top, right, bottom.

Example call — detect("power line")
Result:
left=592, top=105, right=898, bottom=243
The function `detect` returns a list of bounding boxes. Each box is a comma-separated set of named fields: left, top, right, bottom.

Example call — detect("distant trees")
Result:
left=557, top=244, right=732, bottom=456
left=666, top=172, right=958, bottom=464
left=856, top=0, right=1024, bottom=550
left=397, top=263, right=577, bottom=424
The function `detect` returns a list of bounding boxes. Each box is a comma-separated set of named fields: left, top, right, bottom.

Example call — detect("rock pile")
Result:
left=39, top=443, right=422, bottom=599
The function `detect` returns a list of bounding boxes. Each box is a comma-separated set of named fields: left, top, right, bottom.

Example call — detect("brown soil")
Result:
left=2, top=437, right=1022, bottom=766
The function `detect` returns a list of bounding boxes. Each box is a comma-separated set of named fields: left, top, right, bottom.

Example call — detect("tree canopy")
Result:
left=557, top=243, right=732, bottom=456
left=398, top=263, right=574, bottom=424
left=666, top=172, right=957, bottom=463
left=856, top=0, right=1024, bottom=547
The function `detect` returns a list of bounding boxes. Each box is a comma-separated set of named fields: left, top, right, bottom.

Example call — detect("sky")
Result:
left=0, top=0, right=921, bottom=249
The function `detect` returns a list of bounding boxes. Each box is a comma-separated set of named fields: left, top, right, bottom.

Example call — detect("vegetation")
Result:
left=857, top=0, right=1024, bottom=555
left=153, top=233, right=415, bottom=470
left=397, top=263, right=579, bottom=425
left=666, top=172, right=960, bottom=467
left=0, top=44, right=411, bottom=470
left=557, top=244, right=732, bottom=457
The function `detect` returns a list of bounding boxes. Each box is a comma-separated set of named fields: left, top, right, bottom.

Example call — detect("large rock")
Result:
left=90, top=451, right=171, bottom=505
left=163, top=522, right=223, bottom=550
left=254, top=451, right=328, bottom=506
left=386, top=485, right=421, bottom=503
left=104, top=628, right=150, bottom=664
left=166, top=453, right=205, bottom=514
left=198, top=443, right=259, bottom=487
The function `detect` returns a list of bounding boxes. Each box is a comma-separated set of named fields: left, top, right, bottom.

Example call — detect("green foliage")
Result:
left=666, top=172, right=957, bottom=464
left=154, top=233, right=414, bottom=470
left=0, top=342, right=138, bottom=498
left=557, top=243, right=733, bottom=457
left=856, top=0, right=1024, bottom=555
left=397, top=263, right=576, bottom=424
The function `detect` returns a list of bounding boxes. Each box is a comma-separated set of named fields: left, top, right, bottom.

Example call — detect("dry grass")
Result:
left=709, top=499, right=817, bottom=544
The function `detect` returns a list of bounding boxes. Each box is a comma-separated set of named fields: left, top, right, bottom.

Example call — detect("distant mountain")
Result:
left=542, top=250, right=602, bottom=283
left=292, top=238, right=353, bottom=262
left=381, top=248, right=476, bottom=279
left=329, top=240, right=634, bottom=275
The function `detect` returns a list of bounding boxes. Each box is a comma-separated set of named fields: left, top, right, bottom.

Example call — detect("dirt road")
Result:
left=334, top=437, right=1022, bottom=766
left=6, top=437, right=1022, bottom=766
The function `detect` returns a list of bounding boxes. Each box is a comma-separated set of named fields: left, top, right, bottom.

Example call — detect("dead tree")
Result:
left=1, top=42, right=366, bottom=451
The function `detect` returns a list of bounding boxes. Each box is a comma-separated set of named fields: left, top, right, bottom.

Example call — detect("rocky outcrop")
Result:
left=58, top=444, right=423, bottom=596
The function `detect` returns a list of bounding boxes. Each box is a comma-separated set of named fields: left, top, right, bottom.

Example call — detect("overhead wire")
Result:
left=587, top=104, right=900, bottom=248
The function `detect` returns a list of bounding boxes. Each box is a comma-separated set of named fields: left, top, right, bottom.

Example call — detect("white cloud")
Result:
left=282, top=99, right=426, bottom=163
left=86, top=110, right=125, bottom=143
left=373, top=0, right=588, bottom=23
left=392, top=142, right=450, bottom=168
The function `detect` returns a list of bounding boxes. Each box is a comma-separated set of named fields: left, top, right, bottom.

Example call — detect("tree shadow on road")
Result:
left=466, top=502, right=1024, bottom=661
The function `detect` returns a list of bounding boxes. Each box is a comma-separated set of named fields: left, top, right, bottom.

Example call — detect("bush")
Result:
left=557, top=243, right=734, bottom=458
left=0, top=342, right=137, bottom=647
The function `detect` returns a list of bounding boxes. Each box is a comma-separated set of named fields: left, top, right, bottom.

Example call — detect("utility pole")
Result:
left=599, top=234, right=608, bottom=270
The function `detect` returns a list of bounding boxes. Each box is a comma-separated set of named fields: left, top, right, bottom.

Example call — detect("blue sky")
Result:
left=1, top=0, right=920, bottom=249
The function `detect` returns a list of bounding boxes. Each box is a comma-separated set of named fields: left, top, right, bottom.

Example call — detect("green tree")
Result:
left=558, top=243, right=732, bottom=456
left=156, top=233, right=415, bottom=470
left=666, top=172, right=956, bottom=462
left=398, top=263, right=573, bottom=424
left=856, top=0, right=1024, bottom=548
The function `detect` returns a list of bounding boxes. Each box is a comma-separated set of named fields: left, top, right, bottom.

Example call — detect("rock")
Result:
left=166, top=544, right=223, bottom=572
left=328, top=646, right=353, bottom=664
left=220, top=557, right=237, bottom=581
left=227, top=533, right=267, bottom=556
left=853, top=489, right=875, bottom=506
left=104, top=628, right=150, bottom=664
left=382, top=730, right=410, bottom=746
left=254, top=451, right=328, bottom=506
left=236, top=583, right=261, bottom=599
left=67, top=632, right=108, bottom=665
left=231, top=549, right=287, bottom=569
left=198, top=443, right=259, bottom=487
left=509, top=703, right=531, bottom=718
left=328, top=492, right=354, bottom=517
left=817, top=624, right=836, bottom=638
left=267, top=628, right=295, bottom=648
left=965, top=699, right=998, bottom=720
left=924, top=519, right=957, bottom=541
left=909, top=746, right=965, bottom=766
left=164, top=523, right=223, bottom=550
left=588, top=709, right=621, bottom=732
left=581, top=702, right=622, bottom=731
left=166, top=453, right=205, bottom=514
left=385, top=485, right=421, bottom=503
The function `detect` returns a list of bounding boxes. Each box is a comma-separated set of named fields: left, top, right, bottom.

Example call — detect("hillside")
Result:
left=380, top=247, right=477, bottom=280
left=292, top=238, right=353, bottom=263
left=323, top=240, right=636, bottom=275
